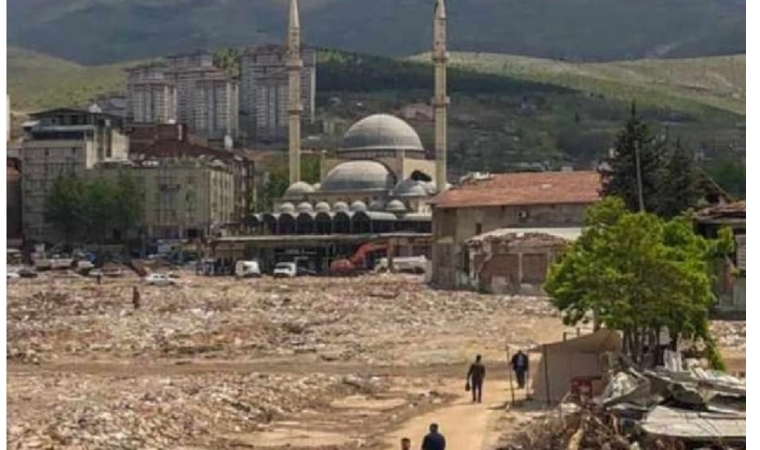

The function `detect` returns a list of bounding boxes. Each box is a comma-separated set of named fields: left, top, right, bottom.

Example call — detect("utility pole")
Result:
left=635, top=140, right=645, bottom=213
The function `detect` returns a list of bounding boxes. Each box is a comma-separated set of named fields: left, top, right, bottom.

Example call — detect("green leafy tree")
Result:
left=212, top=47, right=241, bottom=79
left=545, top=197, right=732, bottom=368
left=45, top=174, right=88, bottom=242
left=112, top=174, right=145, bottom=235
left=46, top=173, right=144, bottom=243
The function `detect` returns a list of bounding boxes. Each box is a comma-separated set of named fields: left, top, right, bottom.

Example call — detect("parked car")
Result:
left=18, top=267, right=39, bottom=278
left=7, top=272, right=20, bottom=280
left=144, top=273, right=176, bottom=286
left=273, top=262, right=297, bottom=278
left=235, top=260, right=262, bottom=278
left=296, top=266, right=318, bottom=276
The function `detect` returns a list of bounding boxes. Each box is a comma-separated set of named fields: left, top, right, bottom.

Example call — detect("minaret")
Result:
left=432, top=0, right=449, bottom=192
left=287, top=0, right=303, bottom=184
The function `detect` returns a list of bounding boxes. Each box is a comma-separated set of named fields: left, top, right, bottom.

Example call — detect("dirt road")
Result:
left=383, top=379, right=512, bottom=450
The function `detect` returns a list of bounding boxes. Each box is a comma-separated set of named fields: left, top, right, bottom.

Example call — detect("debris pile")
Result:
left=6, top=274, right=562, bottom=365
left=498, top=351, right=746, bottom=450
left=7, top=371, right=370, bottom=449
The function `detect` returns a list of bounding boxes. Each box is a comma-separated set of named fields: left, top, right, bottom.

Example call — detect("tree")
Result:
left=45, top=173, right=144, bottom=243
left=707, top=155, right=745, bottom=200
left=544, top=197, right=733, bottom=368
left=659, top=139, right=703, bottom=218
left=45, top=174, right=88, bottom=242
left=600, top=103, right=666, bottom=214
left=112, top=174, right=144, bottom=236
left=601, top=104, right=704, bottom=218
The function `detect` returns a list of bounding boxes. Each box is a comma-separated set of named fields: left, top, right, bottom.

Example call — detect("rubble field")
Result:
left=6, top=273, right=746, bottom=449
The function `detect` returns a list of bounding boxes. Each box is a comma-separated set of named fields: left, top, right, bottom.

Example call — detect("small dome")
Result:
left=279, top=202, right=295, bottom=214
left=368, top=200, right=386, bottom=211
left=350, top=200, right=368, bottom=213
left=333, top=201, right=349, bottom=212
left=284, top=181, right=315, bottom=197
left=422, top=181, right=438, bottom=195
left=321, top=160, right=396, bottom=192
left=386, top=199, right=407, bottom=213
left=296, top=202, right=314, bottom=214
left=312, top=183, right=321, bottom=191
left=340, top=114, right=424, bottom=154
left=315, top=202, right=331, bottom=213
left=393, top=179, right=428, bottom=197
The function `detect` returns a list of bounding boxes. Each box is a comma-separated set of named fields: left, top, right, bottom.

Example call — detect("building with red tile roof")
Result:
left=430, top=170, right=602, bottom=289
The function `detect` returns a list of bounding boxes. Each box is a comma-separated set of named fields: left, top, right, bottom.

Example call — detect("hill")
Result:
left=7, top=0, right=745, bottom=65
left=7, top=47, right=743, bottom=188
left=7, top=47, right=151, bottom=113
left=411, top=52, right=746, bottom=116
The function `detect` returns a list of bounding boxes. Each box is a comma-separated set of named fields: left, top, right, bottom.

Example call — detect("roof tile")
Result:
left=432, top=171, right=602, bottom=209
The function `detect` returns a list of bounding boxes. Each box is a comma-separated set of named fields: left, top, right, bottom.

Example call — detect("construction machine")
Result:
left=329, top=241, right=387, bottom=276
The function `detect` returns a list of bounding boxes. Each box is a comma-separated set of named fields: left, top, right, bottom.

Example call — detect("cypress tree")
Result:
left=600, top=102, right=666, bottom=214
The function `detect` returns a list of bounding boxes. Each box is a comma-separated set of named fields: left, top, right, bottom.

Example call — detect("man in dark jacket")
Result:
left=511, top=349, right=529, bottom=389
left=467, top=354, right=486, bottom=403
left=421, top=423, right=446, bottom=450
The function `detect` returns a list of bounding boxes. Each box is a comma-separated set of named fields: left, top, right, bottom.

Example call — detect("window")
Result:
left=475, top=222, right=482, bottom=235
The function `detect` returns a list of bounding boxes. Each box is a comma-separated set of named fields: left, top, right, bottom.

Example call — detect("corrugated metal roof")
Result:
left=467, top=227, right=583, bottom=244
left=431, top=171, right=601, bottom=209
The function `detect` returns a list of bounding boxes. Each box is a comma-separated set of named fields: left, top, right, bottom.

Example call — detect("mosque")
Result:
left=216, top=0, right=449, bottom=269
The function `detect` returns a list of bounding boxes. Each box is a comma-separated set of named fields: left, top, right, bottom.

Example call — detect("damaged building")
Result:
left=694, top=201, right=746, bottom=318
left=430, top=171, right=602, bottom=292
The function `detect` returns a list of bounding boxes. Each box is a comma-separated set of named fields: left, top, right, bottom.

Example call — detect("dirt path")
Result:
left=382, top=379, right=511, bottom=450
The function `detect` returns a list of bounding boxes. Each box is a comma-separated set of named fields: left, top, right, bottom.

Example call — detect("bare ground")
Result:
left=6, top=273, right=746, bottom=449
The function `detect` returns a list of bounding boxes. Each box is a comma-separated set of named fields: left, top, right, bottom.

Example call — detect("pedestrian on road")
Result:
left=132, top=286, right=141, bottom=310
left=511, top=349, right=529, bottom=389
left=467, top=354, right=486, bottom=403
left=421, top=423, right=446, bottom=450
left=401, top=437, right=411, bottom=450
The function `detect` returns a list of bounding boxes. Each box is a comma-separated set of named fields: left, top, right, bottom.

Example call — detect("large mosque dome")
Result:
left=321, top=160, right=397, bottom=192
left=339, top=114, right=424, bottom=154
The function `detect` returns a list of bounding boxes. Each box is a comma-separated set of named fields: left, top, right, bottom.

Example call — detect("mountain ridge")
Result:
left=7, top=0, right=745, bottom=65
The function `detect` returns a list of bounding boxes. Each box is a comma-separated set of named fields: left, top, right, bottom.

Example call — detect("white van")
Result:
left=235, top=260, right=262, bottom=278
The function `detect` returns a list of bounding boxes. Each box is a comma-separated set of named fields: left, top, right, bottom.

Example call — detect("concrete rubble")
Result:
left=7, top=273, right=564, bottom=449
left=497, top=352, right=746, bottom=450
left=6, top=273, right=561, bottom=366
left=6, top=273, right=746, bottom=449
left=7, top=371, right=362, bottom=449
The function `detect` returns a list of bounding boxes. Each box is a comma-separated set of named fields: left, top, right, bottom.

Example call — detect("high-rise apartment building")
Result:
left=239, top=45, right=316, bottom=144
left=126, top=63, right=177, bottom=124
left=126, top=53, right=238, bottom=143
left=194, top=71, right=239, bottom=141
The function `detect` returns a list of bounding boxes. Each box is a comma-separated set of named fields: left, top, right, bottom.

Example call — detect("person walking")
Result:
left=467, top=354, right=486, bottom=403
left=421, top=423, right=446, bottom=450
left=511, top=349, right=529, bottom=389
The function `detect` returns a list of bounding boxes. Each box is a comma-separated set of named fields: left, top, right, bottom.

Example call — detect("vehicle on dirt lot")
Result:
left=235, top=260, right=262, bottom=278
left=273, top=262, right=297, bottom=278
left=144, top=273, right=176, bottom=286
left=329, top=241, right=387, bottom=276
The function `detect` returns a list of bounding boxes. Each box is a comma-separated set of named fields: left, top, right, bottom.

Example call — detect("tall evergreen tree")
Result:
left=600, top=102, right=666, bottom=214
left=659, top=139, right=703, bottom=218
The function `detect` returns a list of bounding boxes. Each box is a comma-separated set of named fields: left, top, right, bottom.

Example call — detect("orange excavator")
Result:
left=329, top=241, right=388, bottom=276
